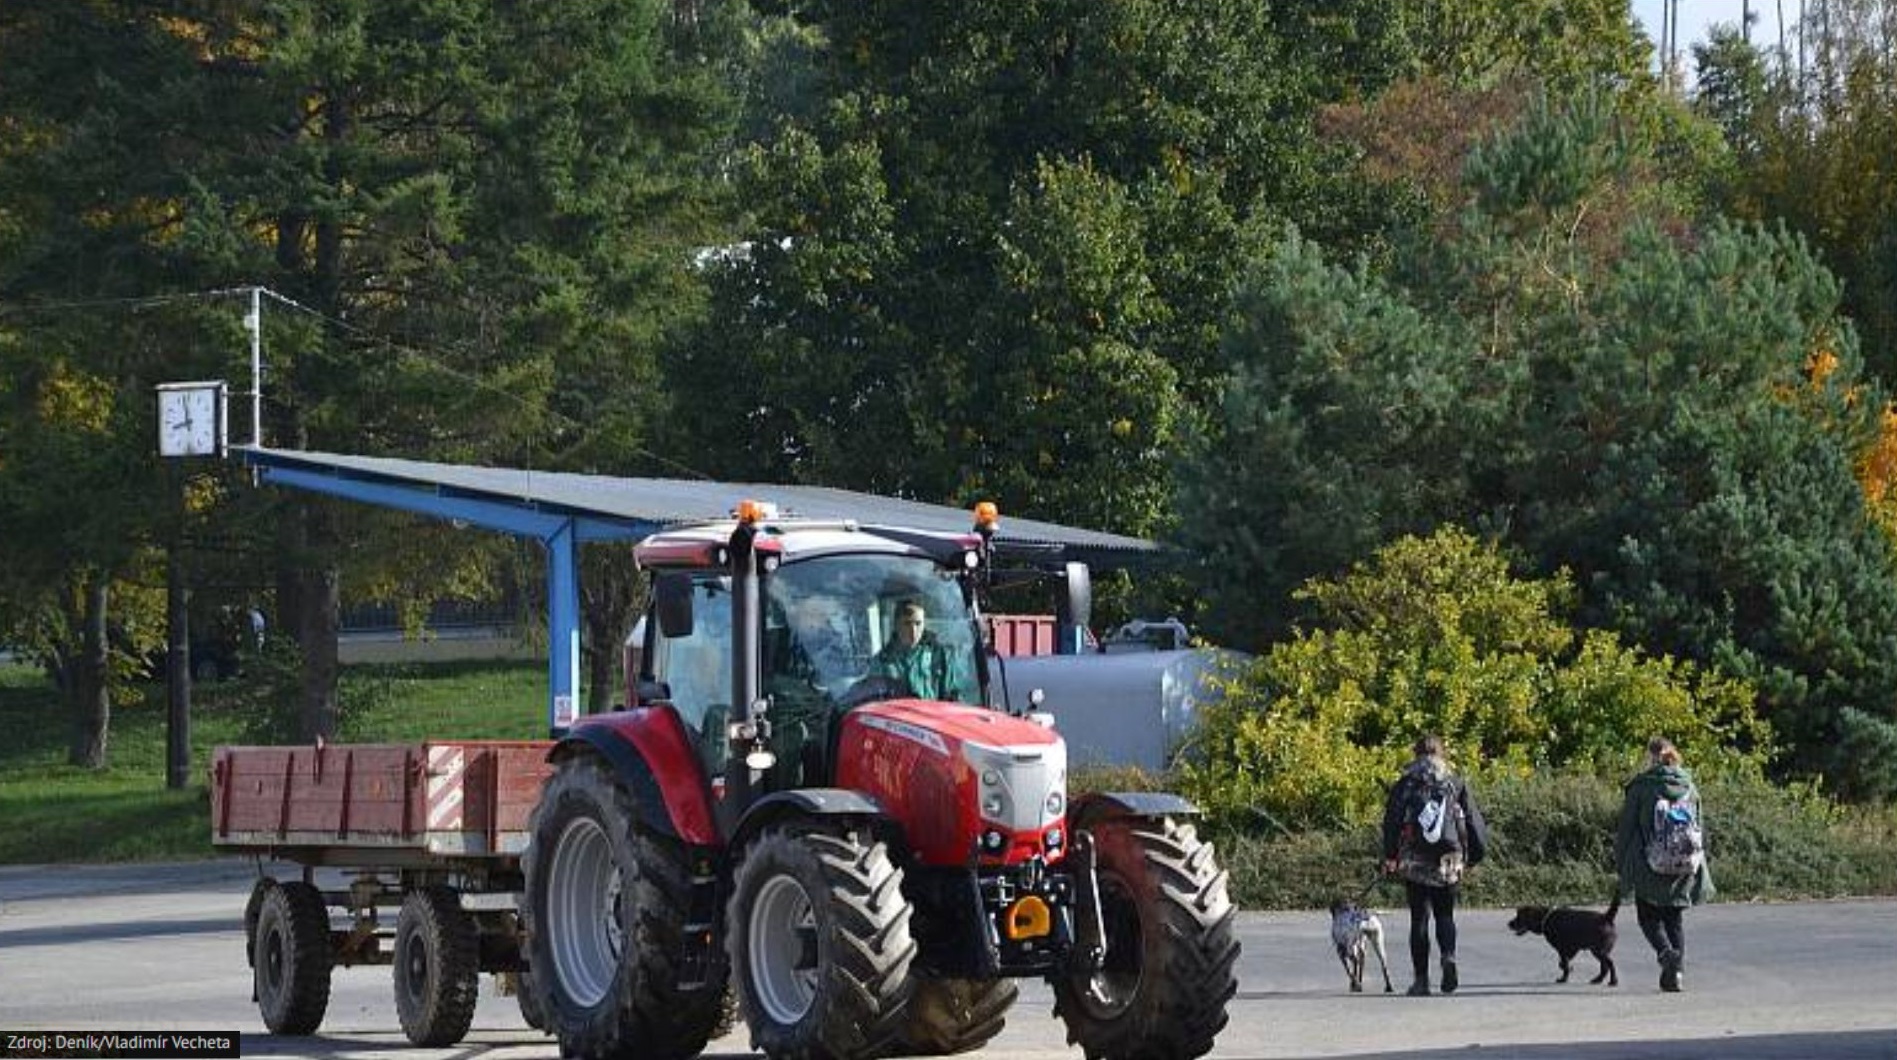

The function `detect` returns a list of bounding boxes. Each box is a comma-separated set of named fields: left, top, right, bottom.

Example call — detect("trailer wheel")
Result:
left=728, top=823, right=916, bottom=1060
left=392, top=885, right=480, bottom=1046
left=242, top=878, right=277, bottom=969
left=1052, top=817, right=1239, bottom=1060
left=254, top=881, right=332, bottom=1036
left=524, top=752, right=728, bottom=1060
left=895, top=977, right=1017, bottom=1056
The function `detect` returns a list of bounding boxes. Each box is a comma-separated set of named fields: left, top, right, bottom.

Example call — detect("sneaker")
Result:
left=1406, top=980, right=1431, bottom=997
left=1659, top=953, right=1683, bottom=993
left=1440, top=959, right=1459, bottom=995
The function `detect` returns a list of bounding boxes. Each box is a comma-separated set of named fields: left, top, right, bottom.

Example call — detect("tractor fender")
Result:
left=730, top=788, right=891, bottom=850
left=552, top=709, right=719, bottom=846
left=1068, top=791, right=1200, bottom=829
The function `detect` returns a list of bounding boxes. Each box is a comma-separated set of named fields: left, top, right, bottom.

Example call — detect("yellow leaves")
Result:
left=1857, top=403, right=1897, bottom=538
left=36, top=366, right=114, bottom=434
left=154, top=14, right=211, bottom=54
left=152, top=12, right=265, bottom=63
left=183, top=473, right=225, bottom=516
left=1807, top=345, right=1840, bottom=387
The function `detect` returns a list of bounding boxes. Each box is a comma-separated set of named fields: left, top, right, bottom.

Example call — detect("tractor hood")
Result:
left=836, top=700, right=1067, bottom=868
left=850, top=699, right=1062, bottom=756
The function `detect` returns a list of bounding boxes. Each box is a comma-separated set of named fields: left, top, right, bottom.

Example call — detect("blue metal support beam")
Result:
left=256, top=464, right=650, bottom=542
left=547, top=519, right=580, bottom=736
left=243, top=452, right=653, bottom=736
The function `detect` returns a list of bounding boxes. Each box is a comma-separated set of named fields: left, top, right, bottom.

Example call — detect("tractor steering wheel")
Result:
left=837, top=674, right=913, bottom=709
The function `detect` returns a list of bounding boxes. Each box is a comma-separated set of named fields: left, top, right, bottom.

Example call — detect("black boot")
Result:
left=1659, top=951, right=1683, bottom=993
left=1440, top=957, right=1459, bottom=995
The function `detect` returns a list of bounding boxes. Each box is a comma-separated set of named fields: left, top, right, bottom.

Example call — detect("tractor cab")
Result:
left=629, top=507, right=997, bottom=801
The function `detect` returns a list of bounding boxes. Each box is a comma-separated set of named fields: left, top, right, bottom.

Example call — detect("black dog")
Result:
left=1507, top=894, right=1620, bottom=986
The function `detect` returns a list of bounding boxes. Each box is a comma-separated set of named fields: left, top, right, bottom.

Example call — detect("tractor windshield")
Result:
left=764, top=553, right=980, bottom=710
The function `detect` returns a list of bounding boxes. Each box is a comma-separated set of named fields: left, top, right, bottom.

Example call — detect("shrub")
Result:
left=1178, top=527, right=1772, bottom=831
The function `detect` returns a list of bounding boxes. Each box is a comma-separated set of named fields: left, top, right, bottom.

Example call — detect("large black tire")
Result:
left=242, top=878, right=276, bottom=970
left=254, top=881, right=332, bottom=1036
left=523, top=752, right=728, bottom=1060
left=393, top=885, right=480, bottom=1047
left=513, top=971, right=547, bottom=1032
left=893, top=978, right=1017, bottom=1056
left=1053, top=817, right=1239, bottom=1060
left=728, top=824, right=916, bottom=1060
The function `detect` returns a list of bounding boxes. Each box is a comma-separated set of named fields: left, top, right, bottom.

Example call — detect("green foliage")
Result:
left=0, top=0, right=738, bottom=743
left=1181, top=90, right=1897, bottom=797
left=666, top=1, right=1411, bottom=535
left=1396, top=0, right=1648, bottom=92
left=1691, top=12, right=1897, bottom=381
left=1466, top=92, right=1632, bottom=227
left=1177, top=528, right=1770, bottom=831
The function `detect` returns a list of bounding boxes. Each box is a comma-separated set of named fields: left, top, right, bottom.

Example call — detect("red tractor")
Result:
left=523, top=502, right=1239, bottom=1060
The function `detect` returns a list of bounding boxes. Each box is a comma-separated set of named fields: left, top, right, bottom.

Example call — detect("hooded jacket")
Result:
left=1381, top=756, right=1488, bottom=886
left=1615, top=763, right=1715, bottom=907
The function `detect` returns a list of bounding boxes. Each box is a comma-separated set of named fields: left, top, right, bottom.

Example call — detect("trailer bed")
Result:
left=211, top=740, right=554, bottom=868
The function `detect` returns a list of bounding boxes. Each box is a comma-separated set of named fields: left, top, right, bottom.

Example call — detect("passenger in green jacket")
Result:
left=1614, top=736, right=1714, bottom=993
left=872, top=599, right=956, bottom=701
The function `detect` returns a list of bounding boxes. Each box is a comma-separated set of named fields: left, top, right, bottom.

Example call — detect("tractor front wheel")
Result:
left=1053, top=816, right=1239, bottom=1060
left=894, top=977, right=1017, bottom=1056
left=729, top=823, right=916, bottom=1060
left=523, top=752, right=728, bottom=1060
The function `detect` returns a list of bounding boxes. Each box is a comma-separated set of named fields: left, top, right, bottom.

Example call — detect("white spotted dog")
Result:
left=1330, top=897, right=1395, bottom=994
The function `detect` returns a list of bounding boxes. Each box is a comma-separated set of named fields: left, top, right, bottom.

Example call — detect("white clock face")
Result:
left=158, top=386, right=221, bottom=456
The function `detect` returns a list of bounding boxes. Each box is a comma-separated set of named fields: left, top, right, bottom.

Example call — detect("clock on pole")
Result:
left=156, top=380, right=228, bottom=457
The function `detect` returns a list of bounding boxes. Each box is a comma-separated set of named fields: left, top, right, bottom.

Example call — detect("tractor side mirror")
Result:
left=634, top=678, right=671, bottom=708
left=654, top=572, right=694, bottom=638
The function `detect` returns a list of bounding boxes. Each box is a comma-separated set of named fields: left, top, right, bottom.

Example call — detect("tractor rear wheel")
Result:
left=392, top=885, right=480, bottom=1046
left=1052, top=816, right=1239, bottom=1060
left=894, top=977, right=1017, bottom=1055
left=253, top=881, right=332, bottom=1036
left=524, top=752, right=728, bottom=1060
left=729, top=823, right=916, bottom=1060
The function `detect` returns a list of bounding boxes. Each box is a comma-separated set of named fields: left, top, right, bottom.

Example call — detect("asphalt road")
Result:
left=2, top=860, right=1895, bottom=1060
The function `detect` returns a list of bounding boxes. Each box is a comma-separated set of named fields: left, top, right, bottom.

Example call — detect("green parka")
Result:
left=1614, top=763, right=1714, bottom=907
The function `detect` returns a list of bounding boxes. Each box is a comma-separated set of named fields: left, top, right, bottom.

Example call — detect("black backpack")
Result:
left=1404, top=772, right=1464, bottom=856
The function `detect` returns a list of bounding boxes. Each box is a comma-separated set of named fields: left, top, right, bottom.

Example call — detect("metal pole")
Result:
left=247, top=286, right=262, bottom=447
left=165, top=464, right=191, bottom=790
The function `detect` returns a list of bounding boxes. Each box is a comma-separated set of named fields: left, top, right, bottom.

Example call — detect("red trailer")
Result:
left=212, top=741, right=556, bottom=1042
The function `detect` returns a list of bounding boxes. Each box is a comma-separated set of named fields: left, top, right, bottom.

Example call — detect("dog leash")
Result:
left=1353, top=871, right=1384, bottom=902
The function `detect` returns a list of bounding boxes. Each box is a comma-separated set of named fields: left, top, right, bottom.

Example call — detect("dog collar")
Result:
left=1540, top=906, right=1564, bottom=933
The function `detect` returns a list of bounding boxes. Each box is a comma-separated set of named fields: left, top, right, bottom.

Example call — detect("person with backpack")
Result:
left=1615, top=736, right=1714, bottom=993
left=1381, top=734, right=1489, bottom=996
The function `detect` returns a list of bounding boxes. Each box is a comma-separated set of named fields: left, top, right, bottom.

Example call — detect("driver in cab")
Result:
left=871, top=599, right=956, bottom=700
